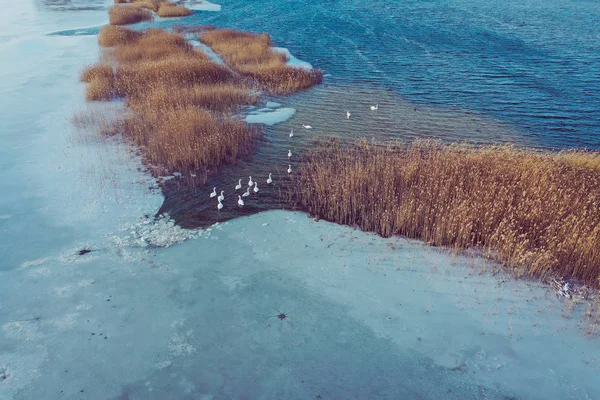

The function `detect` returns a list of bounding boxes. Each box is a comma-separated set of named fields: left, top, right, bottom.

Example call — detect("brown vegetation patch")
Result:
left=108, top=5, right=153, bottom=25
left=81, top=26, right=259, bottom=173
left=200, top=29, right=322, bottom=93
left=98, top=25, right=143, bottom=47
left=157, top=2, right=193, bottom=17
left=293, top=139, right=600, bottom=287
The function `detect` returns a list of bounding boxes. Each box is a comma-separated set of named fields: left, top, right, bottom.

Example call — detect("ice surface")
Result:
left=1, top=3, right=600, bottom=400
left=245, top=107, right=296, bottom=126
left=266, top=101, right=282, bottom=108
left=272, top=47, right=314, bottom=70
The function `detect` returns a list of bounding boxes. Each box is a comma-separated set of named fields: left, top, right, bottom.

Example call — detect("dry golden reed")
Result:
left=82, top=26, right=259, bottom=173
left=200, top=29, right=323, bottom=93
left=108, top=5, right=153, bottom=25
left=98, top=25, right=142, bottom=47
left=157, top=2, right=193, bottom=17
left=113, top=0, right=192, bottom=15
left=293, top=139, right=600, bottom=287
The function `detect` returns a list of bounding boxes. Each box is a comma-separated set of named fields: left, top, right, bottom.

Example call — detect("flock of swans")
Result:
left=211, top=104, right=380, bottom=210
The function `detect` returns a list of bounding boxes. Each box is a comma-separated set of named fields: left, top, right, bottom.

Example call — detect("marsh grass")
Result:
left=81, top=26, right=259, bottom=173
left=157, top=2, right=193, bottom=17
left=109, top=5, right=153, bottom=25
left=292, top=139, right=600, bottom=287
left=98, top=25, right=143, bottom=47
left=200, top=29, right=323, bottom=93
left=113, top=0, right=192, bottom=15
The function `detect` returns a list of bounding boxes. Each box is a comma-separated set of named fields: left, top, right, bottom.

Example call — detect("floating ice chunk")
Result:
left=272, top=47, right=313, bottom=70
left=245, top=107, right=296, bottom=126
left=186, top=0, right=221, bottom=11
left=265, top=102, right=281, bottom=109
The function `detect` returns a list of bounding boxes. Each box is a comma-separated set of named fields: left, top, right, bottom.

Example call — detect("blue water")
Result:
left=177, top=0, right=600, bottom=149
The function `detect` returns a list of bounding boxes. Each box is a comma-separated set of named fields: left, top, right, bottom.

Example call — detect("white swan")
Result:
left=267, top=173, right=273, bottom=184
left=302, top=124, right=313, bottom=129
left=217, top=199, right=223, bottom=211
left=218, top=190, right=224, bottom=202
left=288, top=150, right=292, bottom=158
left=370, top=104, right=379, bottom=111
left=238, top=195, right=244, bottom=207
left=287, top=165, right=292, bottom=174
left=346, top=111, right=351, bottom=119
left=289, top=129, right=294, bottom=138
left=248, top=176, right=253, bottom=187
left=209, top=187, right=217, bottom=198
left=242, top=187, right=250, bottom=197
left=235, top=179, right=242, bottom=191
left=253, top=182, right=259, bottom=193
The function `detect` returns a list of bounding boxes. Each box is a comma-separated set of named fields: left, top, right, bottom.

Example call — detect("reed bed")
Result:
left=113, top=0, right=192, bottom=15
left=108, top=5, right=153, bottom=25
left=292, top=139, right=600, bottom=287
left=98, top=25, right=143, bottom=47
left=200, top=29, right=323, bottom=93
left=157, top=2, right=193, bottom=17
left=81, top=26, right=259, bottom=173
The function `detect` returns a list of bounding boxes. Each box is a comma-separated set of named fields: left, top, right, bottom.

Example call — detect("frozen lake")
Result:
left=1, top=1, right=599, bottom=399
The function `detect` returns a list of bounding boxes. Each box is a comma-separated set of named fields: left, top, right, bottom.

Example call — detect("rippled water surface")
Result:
left=172, top=0, right=600, bottom=149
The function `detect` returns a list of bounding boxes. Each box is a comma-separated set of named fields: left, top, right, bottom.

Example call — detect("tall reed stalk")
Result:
left=292, top=139, right=600, bottom=287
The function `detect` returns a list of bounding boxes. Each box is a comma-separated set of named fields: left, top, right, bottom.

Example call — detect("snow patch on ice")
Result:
left=19, top=257, right=52, bottom=270
left=245, top=107, right=296, bottom=126
left=51, top=313, right=79, bottom=331
left=266, top=101, right=281, bottom=108
left=2, top=321, right=41, bottom=342
left=272, top=47, right=313, bottom=70
left=169, top=330, right=196, bottom=357
left=27, top=267, right=53, bottom=278
left=113, top=214, right=207, bottom=248
left=0, top=214, right=12, bottom=220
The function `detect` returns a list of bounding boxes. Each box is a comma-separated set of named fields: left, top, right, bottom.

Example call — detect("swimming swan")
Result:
left=288, top=150, right=292, bottom=158
left=235, top=179, right=242, bottom=190
left=209, top=187, right=217, bottom=198
left=267, top=173, right=273, bottom=184
left=289, top=129, right=294, bottom=138
left=242, top=187, right=250, bottom=197
left=253, top=182, right=259, bottom=193
left=302, top=124, right=313, bottom=129
left=218, top=190, right=225, bottom=202
left=217, top=199, right=223, bottom=211
left=287, top=165, right=292, bottom=174
left=346, top=111, right=351, bottom=119
left=370, top=104, right=379, bottom=111
left=238, top=195, right=244, bottom=207
left=248, top=176, right=254, bottom=187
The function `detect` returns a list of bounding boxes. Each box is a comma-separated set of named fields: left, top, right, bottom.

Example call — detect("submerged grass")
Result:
left=292, top=139, right=600, bottom=287
left=200, top=29, right=323, bottom=93
left=81, top=26, right=259, bottom=173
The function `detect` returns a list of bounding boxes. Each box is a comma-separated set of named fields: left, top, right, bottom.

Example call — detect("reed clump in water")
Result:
left=98, top=25, right=143, bottom=47
left=81, top=26, right=260, bottom=173
left=293, top=139, right=600, bottom=287
left=157, top=2, right=193, bottom=17
left=113, top=0, right=192, bottom=15
left=200, top=29, right=323, bottom=93
left=108, top=5, right=153, bottom=25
